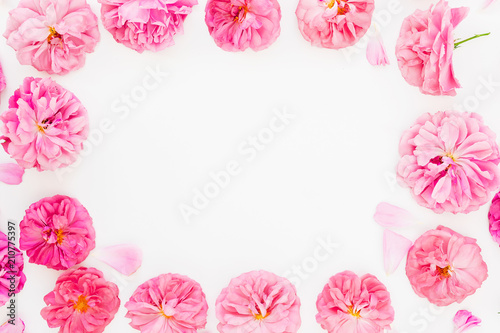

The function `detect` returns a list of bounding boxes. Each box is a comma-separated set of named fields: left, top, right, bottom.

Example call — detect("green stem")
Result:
left=454, top=33, right=490, bottom=49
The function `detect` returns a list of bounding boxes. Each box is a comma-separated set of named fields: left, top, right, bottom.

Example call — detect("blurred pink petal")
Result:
left=0, top=163, right=24, bottom=185
left=367, top=33, right=390, bottom=66
left=94, top=244, right=142, bottom=276
left=0, top=318, right=25, bottom=332
left=383, top=229, right=413, bottom=275
left=454, top=310, right=481, bottom=332
left=0, top=61, right=5, bottom=93
left=374, top=202, right=414, bottom=228
left=484, top=0, right=495, bottom=7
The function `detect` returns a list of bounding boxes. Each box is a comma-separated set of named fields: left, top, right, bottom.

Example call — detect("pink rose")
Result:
left=41, top=266, right=120, bottom=333
left=205, top=0, right=281, bottom=52
left=125, top=273, right=208, bottom=332
left=296, top=0, right=374, bottom=49
left=0, top=77, right=90, bottom=171
left=406, top=226, right=487, bottom=306
left=4, top=0, right=100, bottom=75
left=316, top=271, right=394, bottom=333
left=397, top=111, right=500, bottom=214
left=216, top=270, right=301, bottom=333
left=395, top=0, right=469, bottom=96
left=20, top=195, right=96, bottom=270
left=0, top=231, right=26, bottom=307
left=99, top=0, right=198, bottom=53
left=488, top=191, right=500, bottom=245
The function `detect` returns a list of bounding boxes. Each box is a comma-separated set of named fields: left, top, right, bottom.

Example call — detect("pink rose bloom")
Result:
left=20, top=195, right=96, bottom=270
left=205, top=0, right=281, bottom=52
left=0, top=77, right=90, bottom=171
left=395, top=0, right=468, bottom=96
left=397, top=111, right=500, bottom=214
left=0, top=231, right=26, bottom=307
left=4, top=0, right=100, bottom=75
left=296, top=0, right=374, bottom=49
left=41, top=266, right=120, bottom=333
left=99, top=0, right=198, bottom=53
left=316, top=271, right=394, bottom=333
left=125, top=273, right=208, bottom=332
left=406, top=226, right=487, bottom=306
left=216, top=270, right=301, bottom=333
left=488, top=191, right=500, bottom=245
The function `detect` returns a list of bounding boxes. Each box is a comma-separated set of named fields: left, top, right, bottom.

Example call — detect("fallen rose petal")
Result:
left=0, top=163, right=24, bottom=185
left=454, top=310, right=481, bottom=333
left=367, top=32, right=390, bottom=66
left=0, top=318, right=25, bottom=332
left=93, top=244, right=142, bottom=276
left=374, top=202, right=414, bottom=228
left=484, top=0, right=495, bottom=7
left=383, top=229, right=413, bottom=275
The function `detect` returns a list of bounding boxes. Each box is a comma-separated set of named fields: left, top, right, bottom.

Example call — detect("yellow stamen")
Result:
left=347, top=305, right=361, bottom=318
left=254, top=311, right=270, bottom=321
left=327, top=0, right=349, bottom=15
left=55, top=229, right=64, bottom=245
left=437, top=265, right=452, bottom=278
left=47, top=26, right=62, bottom=43
left=73, top=295, right=89, bottom=313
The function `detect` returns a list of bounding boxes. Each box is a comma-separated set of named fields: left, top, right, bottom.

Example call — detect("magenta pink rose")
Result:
left=316, top=271, right=394, bottom=333
left=0, top=77, right=89, bottom=171
left=20, top=195, right=96, bottom=270
left=205, top=0, right=281, bottom=52
left=488, top=191, right=500, bottom=245
left=41, top=266, right=120, bottom=333
left=396, top=0, right=468, bottom=96
left=125, top=273, right=208, bottom=332
left=397, top=111, right=500, bottom=214
left=0, top=231, right=26, bottom=307
left=216, top=270, right=301, bottom=333
left=99, top=0, right=198, bottom=53
left=406, top=226, right=487, bottom=306
left=296, top=0, right=374, bottom=49
left=4, top=0, right=100, bottom=75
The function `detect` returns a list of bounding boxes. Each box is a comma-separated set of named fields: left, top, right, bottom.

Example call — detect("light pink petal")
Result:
left=0, top=318, right=25, bottom=332
left=93, top=244, right=143, bottom=276
left=0, top=163, right=25, bottom=185
left=484, top=0, right=496, bottom=7
left=374, top=202, right=414, bottom=228
left=383, top=229, right=413, bottom=275
left=453, top=310, right=481, bottom=333
left=366, top=33, right=390, bottom=66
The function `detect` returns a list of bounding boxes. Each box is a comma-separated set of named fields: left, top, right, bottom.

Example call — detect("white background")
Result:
left=0, top=0, right=500, bottom=331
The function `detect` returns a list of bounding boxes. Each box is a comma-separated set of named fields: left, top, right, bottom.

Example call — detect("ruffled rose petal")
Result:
left=374, top=202, right=414, bottom=228
left=366, top=32, right=390, bottom=66
left=453, top=310, right=481, bottom=333
left=0, top=163, right=24, bottom=185
left=93, top=244, right=142, bottom=276
left=0, top=318, right=25, bottom=332
left=383, top=229, right=413, bottom=275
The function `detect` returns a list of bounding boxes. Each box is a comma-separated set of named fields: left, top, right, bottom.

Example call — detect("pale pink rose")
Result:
left=4, top=0, right=100, bottom=75
left=296, top=0, right=374, bottom=49
left=20, top=195, right=96, bottom=270
left=406, top=226, right=487, bottom=306
left=488, top=192, right=500, bottom=245
left=125, top=273, right=208, bottom=332
left=41, top=266, right=120, bottom=333
left=316, top=271, right=394, bottom=333
left=453, top=310, right=481, bottom=333
left=396, top=1, right=468, bottom=96
left=0, top=77, right=90, bottom=171
left=205, top=0, right=281, bottom=52
left=0, top=163, right=24, bottom=185
left=93, top=244, right=142, bottom=276
left=0, top=231, right=26, bottom=307
left=216, top=270, right=301, bottom=333
left=99, top=0, right=198, bottom=53
left=397, top=111, right=500, bottom=214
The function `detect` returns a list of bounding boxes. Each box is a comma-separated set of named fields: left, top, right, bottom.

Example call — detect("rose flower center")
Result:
left=347, top=305, right=361, bottom=318
left=437, top=265, right=452, bottom=278
left=73, top=295, right=90, bottom=313
left=47, top=26, right=62, bottom=43
left=233, top=5, right=249, bottom=22
left=327, top=0, right=350, bottom=15
left=254, top=310, right=270, bottom=321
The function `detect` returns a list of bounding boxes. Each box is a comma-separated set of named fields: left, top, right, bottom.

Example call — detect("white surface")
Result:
left=0, top=0, right=500, bottom=332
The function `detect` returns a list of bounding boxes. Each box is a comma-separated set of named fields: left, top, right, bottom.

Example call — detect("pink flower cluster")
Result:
left=398, top=111, right=500, bottom=214
left=406, top=226, right=487, bottom=306
left=0, top=231, right=26, bottom=307
left=0, top=77, right=90, bottom=171
left=4, top=0, right=100, bottom=75
left=20, top=195, right=96, bottom=270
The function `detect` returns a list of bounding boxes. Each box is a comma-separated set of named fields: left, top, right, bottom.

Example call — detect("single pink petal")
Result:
left=0, top=163, right=24, bottom=185
left=374, top=202, right=414, bottom=228
left=453, top=310, right=481, bottom=333
left=383, top=229, right=413, bottom=274
left=93, top=244, right=142, bottom=276
left=0, top=318, right=25, bottom=332
left=366, top=33, right=390, bottom=66
left=484, top=0, right=495, bottom=8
